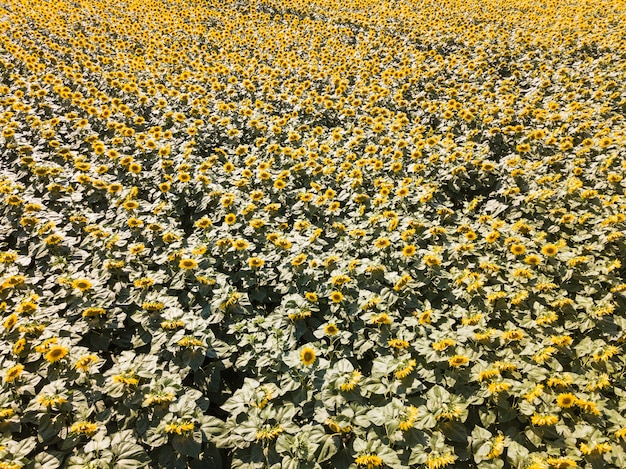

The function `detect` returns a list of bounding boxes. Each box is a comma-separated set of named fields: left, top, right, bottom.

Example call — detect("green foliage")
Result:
left=1, top=0, right=626, bottom=467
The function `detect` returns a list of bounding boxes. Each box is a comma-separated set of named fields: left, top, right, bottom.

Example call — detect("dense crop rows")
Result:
left=1, top=0, right=625, bottom=467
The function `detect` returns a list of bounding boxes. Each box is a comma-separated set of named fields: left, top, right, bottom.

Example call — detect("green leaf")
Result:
left=506, top=440, right=529, bottom=469
left=173, top=434, right=202, bottom=458
left=33, top=451, right=64, bottom=469
left=440, top=421, right=468, bottom=443
left=316, top=435, right=340, bottom=463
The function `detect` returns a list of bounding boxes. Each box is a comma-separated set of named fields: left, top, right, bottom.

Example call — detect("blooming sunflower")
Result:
left=71, top=278, right=93, bottom=292
left=402, top=244, right=417, bottom=257
left=300, top=346, right=316, bottom=366
left=556, top=393, right=577, bottom=408
left=248, top=257, right=264, bottom=268
left=179, top=259, right=198, bottom=270
left=330, top=291, right=344, bottom=303
left=45, top=345, right=69, bottom=363
left=541, top=244, right=559, bottom=256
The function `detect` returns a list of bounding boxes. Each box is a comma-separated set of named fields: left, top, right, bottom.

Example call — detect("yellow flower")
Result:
left=423, top=254, right=441, bottom=267
left=339, top=370, right=362, bottom=391
left=395, top=359, right=416, bottom=379
left=224, top=213, right=237, bottom=225
left=575, top=399, right=600, bottom=416
left=448, top=355, right=470, bottom=367
left=501, top=329, right=523, bottom=342
left=477, top=368, right=500, bottom=382
left=12, top=338, right=26, bottom=355
left=44, top=234, right=64, bottom=245
left=541, top=244, right=559, bottom=256
left=388, top=338, right=409, bottom=349
left=524, top=254, right=542, bottom=265
left=300, top=346, right=316, bottom=366
left=510, top=244, right=525, bottom=255
left=432, top=338, right=455, bottom=351
left=72, top=278, right=93, bottom=292
left=248, top=257, right=265, bottom=269
left=179, top=259, right=198, bottom=270
left=232, top=239, right=249, bottom=250
left=487, top=434, right=505, bottom=459
left=402, top=244, right=417, bottom=257
left=324, top=323, right=339, bottom=335
left=355, top=454, right=383, bottom=468
left=129, top=243, right=145, bottom=255
left=255, top=424, right=283, bottom=442
left=4, top=364, right=24, bottom=383
left=371, top=313, right=392, bottom=325
left=531, top=413, right=559, bottom=426
left=556, top=393, right=577, bottom=408
left=488, top=381, right=510, bottom=394
left=122, top=200, right=139, bottom=210
left=426, top=453, right=457, bottom=469
left=579, top=442, right=611, bottom=455
left=45, top=345, right=69, bottom=363
left=3, top=313, right=18, bottom=331
left=75, top=355, right=98, bottom=372
left=546, top=457, right=577, bottom=469
left=330, top=291, right=344, bottom=303
left=70, top=421, right=98, bottom=437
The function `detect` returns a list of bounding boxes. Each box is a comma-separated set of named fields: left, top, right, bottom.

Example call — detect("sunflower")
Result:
left=179, top=259, right=198, bottom=270
left=71, top=278, right=93, bottom=292
left=395, top=359, right=416, bottom=379
left=556, top=393, right=577, bottom=408
left=45, top=345, right=69, bottom=363
left=3, top=313, right=18, bottom=331
left=374, top=237, right=390, bottom=248
left=248, top=257, right=265, bottom=269
left=4, top=364, right=24, bottom=383
left=524, top=254, right=542, bottom=265
left=448, top=355, right=470, bottom=367
left=44, top=234, right=64, bottom=245
left=324, top=323, right=339, bottom=335
left=402, top=245, right=417, bottom=257
left=541, top=244, right=558, bottom=256
left=224, top=213, right=237, bottom=225
left=232, top=239, right=249, bottom=250
left=486, top=231, right=500, bottom=243
left=122, top=200, right=139, bottom=210
left=355, top=454, right=383, bottom=468
left=291, top=253, right=307, bottom=266
left=70, top=421, right=98, bottom=437
left=300, top=346, right=316, bottom=366
left=330, top=291, right=344, bottom=303
left=510, top=244, right=525, bottom=255
left=423, top=254, right=441, bottom=267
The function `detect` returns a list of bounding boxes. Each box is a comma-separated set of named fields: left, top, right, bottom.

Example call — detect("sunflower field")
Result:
left=0, top=0, right=625, bottom=467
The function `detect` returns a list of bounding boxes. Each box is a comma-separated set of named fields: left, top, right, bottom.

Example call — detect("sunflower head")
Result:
left=72, top=279, right=93, bottom=292
left=300, top=347, right=316, bottom=366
